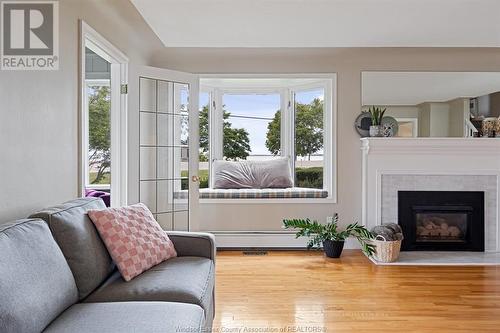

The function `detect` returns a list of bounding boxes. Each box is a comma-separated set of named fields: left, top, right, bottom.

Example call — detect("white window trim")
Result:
left=79, top=20, right=129, bottom=207
left=198, top=88, right=217, bottom=188
left=291, top=80, right=334, bottom=199
left=199, top=74, right=337, bottom=203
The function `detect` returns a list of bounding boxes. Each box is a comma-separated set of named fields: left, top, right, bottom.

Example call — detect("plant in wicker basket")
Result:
left=283, top=214, right=375, bottom=258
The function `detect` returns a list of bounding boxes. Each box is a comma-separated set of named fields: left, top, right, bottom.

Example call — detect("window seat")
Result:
left=175, top=188, right=328, bottom=199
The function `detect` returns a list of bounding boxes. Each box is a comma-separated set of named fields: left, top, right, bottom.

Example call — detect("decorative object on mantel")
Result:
left=482, top=117, right=497, bottom=138
left=495, top=117, right=500, bottom=137
left=354, top=112, right=372, bottom=137
left=367, top=106, right=386, bottom=137
left=370, top=223, right=403, bottom=263
left=283, top=214, right=375, bottom=258
left=381, top=116, right=399, bottom=137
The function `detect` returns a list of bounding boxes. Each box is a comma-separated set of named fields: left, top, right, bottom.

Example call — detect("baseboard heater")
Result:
left=212, top=231, right=360, bottom=249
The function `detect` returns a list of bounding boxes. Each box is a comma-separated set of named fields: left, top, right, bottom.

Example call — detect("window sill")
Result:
left=85, top=185, right=110, bottom=191
left=199, top=197, right=336, bottom=204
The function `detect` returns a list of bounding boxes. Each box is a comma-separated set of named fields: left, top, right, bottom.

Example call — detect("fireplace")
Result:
left=398, top=191, right=484, bottom=251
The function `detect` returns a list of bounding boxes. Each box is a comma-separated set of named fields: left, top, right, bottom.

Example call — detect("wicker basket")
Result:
left=371, top=235, right=402, bottom=263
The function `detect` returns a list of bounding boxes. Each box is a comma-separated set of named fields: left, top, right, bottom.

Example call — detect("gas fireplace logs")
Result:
left=417, top=218, right=462, bottom=238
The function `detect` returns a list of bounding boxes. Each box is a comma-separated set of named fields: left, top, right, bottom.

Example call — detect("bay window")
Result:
left=200, top=77, right=335, bottom=199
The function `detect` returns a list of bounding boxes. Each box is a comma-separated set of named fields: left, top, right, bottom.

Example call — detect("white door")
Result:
left=138, top=66, right=199, bottom=231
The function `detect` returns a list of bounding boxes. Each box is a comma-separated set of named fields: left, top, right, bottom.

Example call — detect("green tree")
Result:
left=199, top=105, right=210, bottom=161
left=266, top=98, right=323, bottom=160
left=265, top=110, right=281, bottom=156
left=199, top=105, right=251, bottom=161
left=88, top=86, right=111, bottom=184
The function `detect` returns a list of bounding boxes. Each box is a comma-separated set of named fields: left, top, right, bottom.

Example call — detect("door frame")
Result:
left=79, top=20, right=129, bottom=207
left=139, top=66, right=200, bottom=231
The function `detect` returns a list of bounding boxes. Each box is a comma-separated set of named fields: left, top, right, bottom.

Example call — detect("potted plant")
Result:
left=283, top=214, right=375, bottom=258
left=367, top=106, right=386, bottom=137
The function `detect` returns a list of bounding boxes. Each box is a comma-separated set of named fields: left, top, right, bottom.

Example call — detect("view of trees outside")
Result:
left=198, top=89, right=325, bottom=189
left=199, top=105, right=252, bottom=161
left=292, top=89, right=324, bottom=189
left=223, top=94, right=279, bottom=161
left=88, top=85, right=111, bottom=185
left=265, top=95, right=324, bottom=160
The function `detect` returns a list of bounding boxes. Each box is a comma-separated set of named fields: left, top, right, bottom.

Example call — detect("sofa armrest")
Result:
left=167, top=231, right=216, bottom=262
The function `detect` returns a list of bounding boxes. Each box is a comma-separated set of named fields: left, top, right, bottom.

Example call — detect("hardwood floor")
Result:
left=213, top=250, right=500, bottom=332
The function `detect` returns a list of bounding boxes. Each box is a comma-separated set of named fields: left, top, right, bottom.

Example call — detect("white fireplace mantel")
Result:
left=361, top=138, right=500, bottom=252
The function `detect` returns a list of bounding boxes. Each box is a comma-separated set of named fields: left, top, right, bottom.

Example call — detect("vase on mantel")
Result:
left=369, top=125, right=383, bottom=137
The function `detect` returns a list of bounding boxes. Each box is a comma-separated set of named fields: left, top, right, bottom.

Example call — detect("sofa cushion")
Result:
left=30, top=197, right=115, bottom=300
left=88, top=203, right=177, bottom=281
left=43, top=302, right=204, bottom=333
left=0, top=219, right=78, bottom=333
left=84, top=257, right=214, bottom=316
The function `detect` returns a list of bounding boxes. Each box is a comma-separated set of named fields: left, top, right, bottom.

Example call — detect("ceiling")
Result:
left=362, top=72, right=500, bottom=106
left=131, top=0, right=500, bottom=48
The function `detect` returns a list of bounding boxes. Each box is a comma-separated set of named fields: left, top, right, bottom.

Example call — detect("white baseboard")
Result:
left=213, top=232, right=360, bottom=249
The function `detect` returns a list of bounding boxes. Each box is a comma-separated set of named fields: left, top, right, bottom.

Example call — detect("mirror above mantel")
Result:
left=361, top=72, right=500, bottom=138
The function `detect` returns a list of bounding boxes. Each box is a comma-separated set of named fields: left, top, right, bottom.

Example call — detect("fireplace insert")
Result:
left=398, top=191, right=484, bottom=251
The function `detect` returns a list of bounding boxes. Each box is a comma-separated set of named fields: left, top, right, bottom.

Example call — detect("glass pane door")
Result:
left=139, top=77, right=191, bottom=231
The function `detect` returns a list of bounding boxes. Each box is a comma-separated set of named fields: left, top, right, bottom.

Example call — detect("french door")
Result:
left=138, top=66, right=199, bottom=231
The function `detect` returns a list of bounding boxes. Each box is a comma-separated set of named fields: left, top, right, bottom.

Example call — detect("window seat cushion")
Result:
left=178, top=188, right=328, bottom=199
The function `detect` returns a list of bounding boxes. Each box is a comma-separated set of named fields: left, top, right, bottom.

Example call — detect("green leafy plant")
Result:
left=367, top=106, right=387, bottom=126
left=283, top=214, right=376, bottom=256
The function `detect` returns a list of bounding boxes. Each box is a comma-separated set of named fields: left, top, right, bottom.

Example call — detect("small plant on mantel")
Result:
left=367, top=106, right=386, bottom=137
left=367, top=106, right=386, bottom=126
left=283, top=214, right=375, bottom=258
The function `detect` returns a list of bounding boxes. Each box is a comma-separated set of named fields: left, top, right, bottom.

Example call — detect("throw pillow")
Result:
left=88, top=203, right=177, bottom=281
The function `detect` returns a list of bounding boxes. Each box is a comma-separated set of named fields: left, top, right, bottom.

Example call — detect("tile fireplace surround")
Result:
left=361, top=138, right=500, bottom=260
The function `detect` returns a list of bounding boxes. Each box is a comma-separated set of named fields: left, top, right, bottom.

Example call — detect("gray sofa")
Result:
left=0, top=198, right=215, bottom=333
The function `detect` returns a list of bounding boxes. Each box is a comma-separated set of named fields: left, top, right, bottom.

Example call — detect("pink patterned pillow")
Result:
left=88, top=203, right=177, bottom=281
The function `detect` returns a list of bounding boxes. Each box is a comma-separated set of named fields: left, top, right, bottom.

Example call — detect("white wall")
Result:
left=448, top=98, right=469, bottom=137
left=384, top=106, right=420, bottom=119
left=0, top=0, right=163, bottom=222
left=150, top=47, right=500, bottom=232
left=430, top=103, right=450, bottom=137
left=362, top=105, right=420, bottom=119
left=418, top=103, right=431, bottom=137
left=417, top=102, right=451, bottom=137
